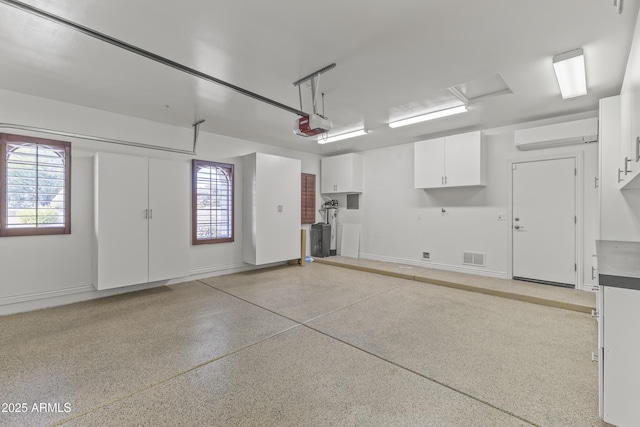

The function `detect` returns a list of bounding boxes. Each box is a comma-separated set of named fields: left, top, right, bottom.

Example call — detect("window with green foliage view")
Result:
left=0, top=133, right=71, bottom=237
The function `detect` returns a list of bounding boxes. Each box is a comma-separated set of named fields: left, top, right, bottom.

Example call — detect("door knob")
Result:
left=514, top=225, right=524, bottom=230
left=515, top=217, right=520, bottom=221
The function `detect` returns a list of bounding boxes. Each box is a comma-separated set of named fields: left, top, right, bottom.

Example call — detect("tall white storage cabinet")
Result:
left=414, top=131, right=486, bottom=188
left=243, top=152, right=301, bottom=265
left=94, top=153, right=189, bottom=290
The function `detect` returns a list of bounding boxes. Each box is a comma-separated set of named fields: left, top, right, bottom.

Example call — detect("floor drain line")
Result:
left=304, top=324, right=542, bottom=427
left=197, top=278, right=541, bottom=426
left=50, top=323, right=299, bottom=427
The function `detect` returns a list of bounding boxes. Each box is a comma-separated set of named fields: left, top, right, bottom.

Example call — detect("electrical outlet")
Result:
left=422, top=252, right=430, bottom=260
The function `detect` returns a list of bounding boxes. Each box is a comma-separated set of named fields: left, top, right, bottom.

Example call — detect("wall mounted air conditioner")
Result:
left=514, top=117, right=598, bottom=151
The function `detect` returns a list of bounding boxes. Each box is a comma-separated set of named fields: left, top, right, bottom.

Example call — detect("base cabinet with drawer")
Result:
left=596, top=240, right=640, bottom=427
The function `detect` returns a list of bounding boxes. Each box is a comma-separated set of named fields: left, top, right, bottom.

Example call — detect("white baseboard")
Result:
left=358, top=253, right=508, bottom=279
left=1, top=262, right=290, bottom=316
left=0, top=282, right=163, bottom=316
left=175, top=262, right=285, bottom=284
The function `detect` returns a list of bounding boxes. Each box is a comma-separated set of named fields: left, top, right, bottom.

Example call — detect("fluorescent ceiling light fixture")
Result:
left=553, top=48, right=587, bottom=99
left=318, top=129, right=368, bottom=144
left=388, top=105, right=467, bottom=128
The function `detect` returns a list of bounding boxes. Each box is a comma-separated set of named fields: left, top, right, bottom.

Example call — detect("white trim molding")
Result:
left=0, top=282, right=162, bottom=316
left=359, top=253, right=508, bottom=279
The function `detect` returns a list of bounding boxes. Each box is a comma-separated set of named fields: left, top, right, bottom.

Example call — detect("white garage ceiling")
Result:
left=0, top=0, right=638, bottom=155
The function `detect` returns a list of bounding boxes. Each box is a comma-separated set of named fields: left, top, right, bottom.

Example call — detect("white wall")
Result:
left=328, top=122, right=599, bottom=287
left=0, top=88, right=322, bottom=314
left=0, top=85, right=605, bottom=314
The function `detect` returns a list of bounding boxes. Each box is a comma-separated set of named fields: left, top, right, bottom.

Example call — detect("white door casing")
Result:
left=512, top=157, right=576, bottom=287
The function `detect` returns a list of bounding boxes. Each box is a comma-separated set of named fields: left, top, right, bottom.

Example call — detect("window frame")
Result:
left=191, top=159, right=234, bottom=245
left=301, top=173, right=316, bottom=224
left=0, top=133, right=71, bottom=237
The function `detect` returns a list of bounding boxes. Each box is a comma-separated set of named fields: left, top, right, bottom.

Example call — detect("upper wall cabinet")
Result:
left=618, top=10, right=640, bottom=189
left=93, top=153, right=189, bottom=290
left=321, top=153, right=363, bottom=194
left=414, top=131, right=486, bottom=189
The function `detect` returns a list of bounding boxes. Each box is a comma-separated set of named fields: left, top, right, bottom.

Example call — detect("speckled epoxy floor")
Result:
left=0, top=263, right=605, bottom=426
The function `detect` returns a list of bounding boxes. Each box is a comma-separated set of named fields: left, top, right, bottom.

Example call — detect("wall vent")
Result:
left=346, top=193, right=359, bottom=210
left=422, top=252, right=430, bottom=260
left=463, top=252, right=485, bottom=267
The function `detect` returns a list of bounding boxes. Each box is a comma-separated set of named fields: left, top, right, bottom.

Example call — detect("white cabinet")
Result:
left=148, top=159, right=190, bottom=282
left=600, top=286, right=640, bottom=426
left=414, top=137, right=445, bottom=188
left=243, top=152, right=301, bottom=265
left=618, top=10, right=640, bottom=189
left=596, top=240, right=640, bottom=426
left=414, top=131, right=486, bottom=188
left=94, top=153, right=189, bottom=290
left=321, top=153, right=363, bottom=193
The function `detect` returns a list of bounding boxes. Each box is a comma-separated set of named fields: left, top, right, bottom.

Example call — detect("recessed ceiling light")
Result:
left=388, top=105, right=468, bottom=128
left=553, top=48, right=587, bottom=99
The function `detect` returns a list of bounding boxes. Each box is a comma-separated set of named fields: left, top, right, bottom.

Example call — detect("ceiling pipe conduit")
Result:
left=0, top=0, right=308, bottom=117
left=0, top=123, right=197, bottom=155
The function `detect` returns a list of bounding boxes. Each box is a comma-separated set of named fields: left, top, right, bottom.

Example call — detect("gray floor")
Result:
left=0, top=263, right=604, bottom=426
left=315, top=256, right=597, bottom=313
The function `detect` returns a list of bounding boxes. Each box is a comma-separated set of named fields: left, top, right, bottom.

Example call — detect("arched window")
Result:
left=192, top=159, right=234, bottom=244
left=1, top=134, right=71, bottom=237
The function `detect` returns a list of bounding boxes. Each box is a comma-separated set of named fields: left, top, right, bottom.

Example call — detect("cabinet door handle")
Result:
left=592, top=266, right=597, bottom=280
left=144, top=209, right=148, bottom=219
left=636, top=136, right=640, bottom=162
left=625, top=157, right=632, bottom=175
left=445, top=176, right=448, bottom=185
left=149, top=209, right=153, bottom=219
left=618, top=168, right=623, bottom=183
left=441, top=176, right=444, bottom=185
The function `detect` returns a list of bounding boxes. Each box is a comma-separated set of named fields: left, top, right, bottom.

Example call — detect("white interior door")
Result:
left=512, top=157, right=576, bottom=287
